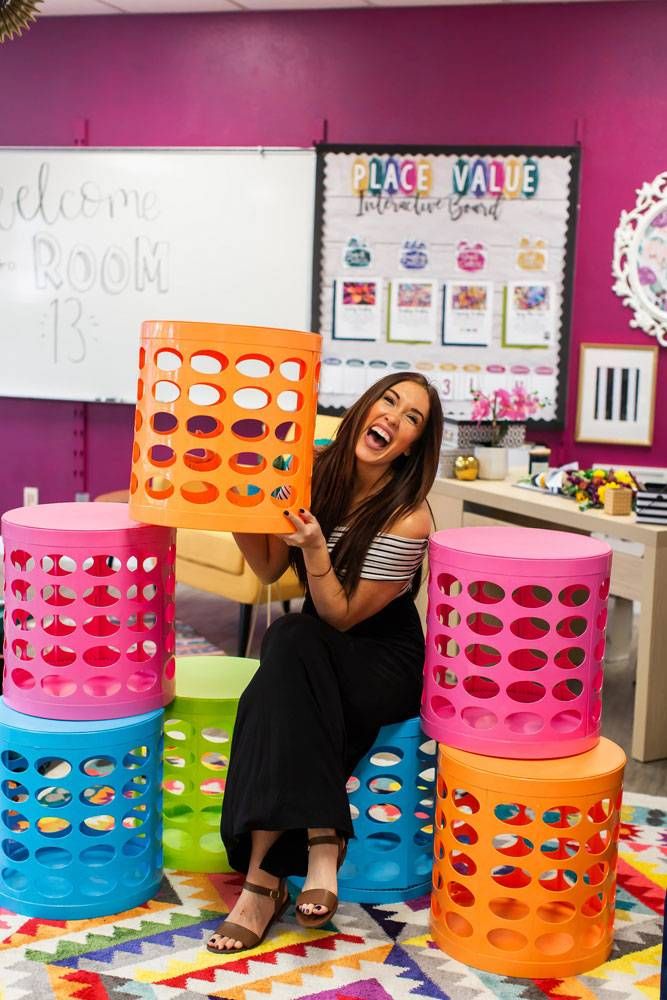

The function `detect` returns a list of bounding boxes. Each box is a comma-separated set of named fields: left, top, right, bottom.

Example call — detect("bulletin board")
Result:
left=311, top=144, right=581, bottom=426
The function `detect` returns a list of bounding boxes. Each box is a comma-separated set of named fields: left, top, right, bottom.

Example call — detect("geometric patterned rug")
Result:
left=0, top=791, right=663, bottom=1000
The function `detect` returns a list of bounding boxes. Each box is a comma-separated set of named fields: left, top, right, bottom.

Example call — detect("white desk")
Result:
left=424, top=475, right=667, bottom=762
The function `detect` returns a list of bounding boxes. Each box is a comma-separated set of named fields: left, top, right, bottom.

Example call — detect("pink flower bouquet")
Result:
left=471, top=386, right=543, bottom=447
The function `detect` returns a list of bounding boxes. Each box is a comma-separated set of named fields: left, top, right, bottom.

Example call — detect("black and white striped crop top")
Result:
left=327, top=526, right=427, bottom=587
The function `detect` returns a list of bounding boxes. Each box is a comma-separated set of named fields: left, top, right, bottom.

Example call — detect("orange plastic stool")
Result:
left=129, top=322, right=321, bottom=532
left=431, top=738, right=626, bottom=977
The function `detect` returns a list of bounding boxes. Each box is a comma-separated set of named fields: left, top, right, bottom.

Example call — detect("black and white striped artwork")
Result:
left=577, top=345, right=657, bottom=445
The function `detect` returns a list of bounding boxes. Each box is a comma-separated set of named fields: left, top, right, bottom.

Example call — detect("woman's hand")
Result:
left=278, top=508, right=326, bottom=553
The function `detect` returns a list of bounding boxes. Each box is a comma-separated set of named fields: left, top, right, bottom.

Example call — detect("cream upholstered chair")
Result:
left=96, top=413, right=342, bottom=656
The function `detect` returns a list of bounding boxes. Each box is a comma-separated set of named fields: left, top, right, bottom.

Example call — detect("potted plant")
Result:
left=471, top=386, right=543, bottom=480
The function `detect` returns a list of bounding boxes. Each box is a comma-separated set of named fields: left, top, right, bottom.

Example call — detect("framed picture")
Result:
left=575, top=343, right=658, bottom=446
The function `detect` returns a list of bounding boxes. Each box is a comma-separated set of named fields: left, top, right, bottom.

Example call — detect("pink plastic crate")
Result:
left=422, top=527, right=612, bottom=759
left=2, top=503, right=176, bottom=721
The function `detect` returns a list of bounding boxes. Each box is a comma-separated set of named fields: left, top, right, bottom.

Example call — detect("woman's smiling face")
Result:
left=355, top=380, right=431, bottom=468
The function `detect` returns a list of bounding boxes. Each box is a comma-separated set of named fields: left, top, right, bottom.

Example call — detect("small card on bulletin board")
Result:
left=387, top=279, right=438, bottom=343
left=332, top=278, right=383, bottom=341
left=502, top=281, right=556, bottom=348
left=442, top=281, right=493, bottom=347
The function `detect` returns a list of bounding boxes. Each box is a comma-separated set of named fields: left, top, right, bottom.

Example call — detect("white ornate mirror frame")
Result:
left=612, top=171, right=667, bottom=347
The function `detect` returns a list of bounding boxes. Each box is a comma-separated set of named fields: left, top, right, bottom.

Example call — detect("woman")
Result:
left=207, top=372, right=443, bottom=954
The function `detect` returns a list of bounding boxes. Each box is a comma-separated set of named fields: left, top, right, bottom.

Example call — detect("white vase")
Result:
left=474, top=445, right=508, bottom=481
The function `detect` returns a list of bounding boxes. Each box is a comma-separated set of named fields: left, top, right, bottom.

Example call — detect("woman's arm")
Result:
left=232, top=532, right=290, bottom=585
left=281, top=503, right=430, bottom=631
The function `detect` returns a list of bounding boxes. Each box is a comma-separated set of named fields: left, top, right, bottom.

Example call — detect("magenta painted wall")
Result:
left=0, top=2, right=665, bottom=513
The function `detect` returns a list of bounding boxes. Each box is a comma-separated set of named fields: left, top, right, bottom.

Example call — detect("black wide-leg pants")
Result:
left=220, top=594, right=424, bottom=878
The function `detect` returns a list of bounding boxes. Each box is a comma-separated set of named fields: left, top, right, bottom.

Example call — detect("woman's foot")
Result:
left=207, top=876, right=288, bottom=952
left=296, top=828, right=344, bottom=921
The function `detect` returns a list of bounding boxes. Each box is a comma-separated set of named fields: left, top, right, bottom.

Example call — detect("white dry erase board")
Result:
left=0, top=148, right=316, bottom=403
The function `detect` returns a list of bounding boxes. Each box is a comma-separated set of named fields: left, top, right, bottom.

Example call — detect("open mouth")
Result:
left=364, top=424, right=392, bottom=451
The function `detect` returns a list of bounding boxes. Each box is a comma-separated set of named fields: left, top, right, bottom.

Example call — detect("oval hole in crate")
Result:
left=272, top=453, right=298, bottom=474
left=155, top=348, right=182, bottom=371
left=233, top=386, right=270, bottom=410
left=123, top=775, right=148, bottom=800
left=180, top=481, right=219, bottom=504
left=551, top=709, right=583, bottom=733
left=582, top=891, right=606, bottom=916
left=537, top=899, right=577, bottom=923
left=2, top=810, right=29, bottom=833
left=81, top=785, right=116, bottom=807
left=437, top=604, right=461, bottom=628
left=559, top=584, right=591, bottom=607
left=367, top=803, right=402, bottom=823
left=12, top=609, right=36, bottom=631
left=2, top=781, right=28, bottom=803
left=10, top=549, right=35, bottom=572
left=452, top=821, right=478, bottom=845
left=507, top=680, right=546, bottom=704
left=229, top=452, right=265, bottom=475
left=149, top=444, right=176, bottom=467
left=594, top=637, right=606, bottom=660
left=36, top=786, right=72, bottom=808
left=41, top=554, right=76, bottom=576
left=41, top=675, right=77, bottom=698
left=191, top=350, right=227, bottom=374
left=145, top=476, right=174, bottom=500
left=275, top=388, right=303, bottom=413
left=151, top=411, right=178, bottom=435
left=200, top=778, right=225, bottom=797
left=275, top=420, right=301, bottom=443
left=600, top=577, right=610, bottom=599
left=368, top=774, right=402, bottom=794
left=450, top=850, right=476, bottom=876
left=236, top=354, right=273, bottom=378
left=369, top=748, right=403, bottom=767
left=587, top=798, right=613, bottom=823
left=434, top=666, right=458, bottom=690
left=346, top=775, right=360, bottom=794
left=127, top=640, right=157, bottom=663
left=468, top=580, right=505, bottom=604
left=555, top=646, right=586, bottom=669
left=539, top=868, right=578, bottom=891
left=487, top=927, right=528, bottom=951
left=123, top=804, right=148, bottom=829
left=505, top=711, right=544, bottom=735
left=189, top=383, right=224, bottom=406
left=491, top=865, right=531, bottom=889
left=488, top=897, right=530, bottom=920
left=81, top=816, right=115, bottom=837
left=453, top=789, right=480, bottom=814
left=463, top=675, right=499, bottom=700
left=437, top=573, right=462, bottom=597
left=81, top=757, right=115, bottom=778
left=11, top=580, right=34, bottom=602
left=464, top=643, right=501, bottom=667
left=42, top=584, right=76, bottom=606
left=512, top=584, right=552, bottom=608
left=553, top=678, right=584, bottom=701
left=494, top=802, right=535, bottom=825
left=35, top=845, right=72, bottom=868
left=541, top=836, right=579, bottom=860
left=435, top=635, right=460, bottom=658
left=202, top=727, right=229, bottom=744
left=447, top=880, right=475, bottom=906
left=493, top=833, right=534, bottom=858
left=535, top=931, right=574, bottom=956
left=135, top=410, right=142, bottom=432
left=187, top=414, right=223, bottom=437
left=82, top=555, right=122, bottom=576
left=510, top=617, right=549, bottom=640
left=431, top=695, right=455, bottom=719
left=542, top=805, right=581, bottom=828
left=128, top=613, right=157, bottom=633
left=467, top=612, right=502, bottom=636
left=1, top=753, right=28, bottom=774
left=153, top=380, right=180, bottom=403
left=43, top=614, right=77, bottom=637
left=280, top=358, right=306, bottom=381
left=83, top=645, right=120, bottom=668
left=508, top=648, right=547, bottom=672
left=165, top=719, right=190, bottom=741
left=597, top=608, right=608, bottom=630
left=11, top=668, right=35, bottom=690
left=1, top=867, right=29, bottom=891
left=226, top=484, right=264, bottom=507
left=201, top=752, right=228, bottom=772
left=82, top=676, right=122, bottom=698
left=557, top=616, right=588, bottom=638
left=42, top=645, right=76, bottom=668
left=349, top=804, right=359, bottom=820
left=12, top=640, right=35, bottom=661
left=36, top=816, right=71, bottom=838
left=123, top=834, right=150, bottom=857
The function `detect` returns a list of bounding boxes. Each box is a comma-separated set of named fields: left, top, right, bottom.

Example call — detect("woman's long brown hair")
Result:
left=290, top=372, right=443, bottom=597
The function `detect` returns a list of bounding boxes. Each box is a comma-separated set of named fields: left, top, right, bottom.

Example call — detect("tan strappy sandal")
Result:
left=207, top=879, right=290, bottom=954
left=295, top=834, right=347, bottom=929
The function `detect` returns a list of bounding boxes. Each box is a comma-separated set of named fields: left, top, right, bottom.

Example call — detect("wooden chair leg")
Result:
left=281, top=600, right=290, bottom=614
left=238, top=603, right=253, bottom=657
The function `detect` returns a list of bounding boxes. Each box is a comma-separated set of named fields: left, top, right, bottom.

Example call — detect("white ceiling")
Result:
left=40, top=0, right=647, bottom=15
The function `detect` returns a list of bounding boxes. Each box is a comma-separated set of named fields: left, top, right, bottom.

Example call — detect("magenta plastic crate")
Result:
left=422, top=527, right=612, bottom=759
left=2, top=503, right=176, bottom=721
